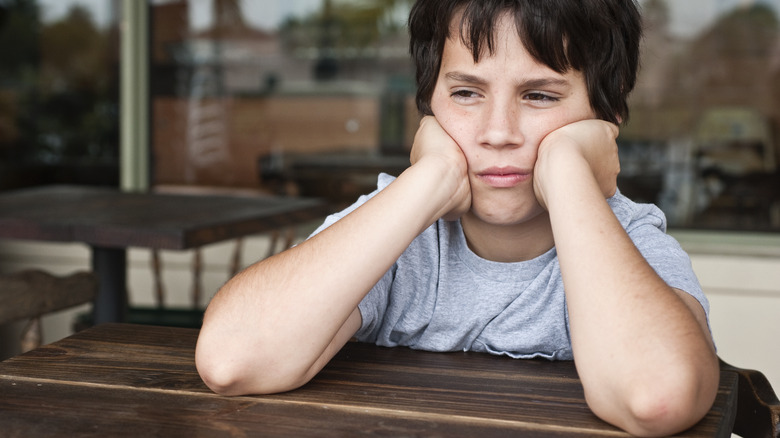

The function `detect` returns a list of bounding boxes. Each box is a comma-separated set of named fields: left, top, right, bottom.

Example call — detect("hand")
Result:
left=410, top=116, right=471, bottom=221
left=533, top=120, right=620, bottom=210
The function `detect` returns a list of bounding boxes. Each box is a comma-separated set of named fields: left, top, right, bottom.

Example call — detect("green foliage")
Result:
left=0, top=0, right=118, bottom=164
left=280, top=0, right=413, bottom=54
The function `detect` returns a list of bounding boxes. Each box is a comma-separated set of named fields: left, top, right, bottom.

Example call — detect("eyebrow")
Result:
left=443, top=71, right=571, bottom=90
left=520, top=77, right=571, bottom=89
left=444, top=71, right=488, bottom=86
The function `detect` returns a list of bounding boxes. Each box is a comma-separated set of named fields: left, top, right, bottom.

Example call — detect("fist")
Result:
left=534, top=120, right=620, bottom=210
left=410, top=116, right=471, bottom=221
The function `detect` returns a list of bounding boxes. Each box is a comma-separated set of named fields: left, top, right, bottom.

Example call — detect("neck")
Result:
left=460, top=212, right=555, bottom=263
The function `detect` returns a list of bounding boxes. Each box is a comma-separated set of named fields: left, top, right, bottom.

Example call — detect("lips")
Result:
left=477, top=166, right=531, bottom=188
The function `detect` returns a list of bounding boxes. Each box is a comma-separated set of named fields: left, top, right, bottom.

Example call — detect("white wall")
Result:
left=0, top=234, right=287, bottom=359
left=2, top=233, right=779, bottom=396
left=691, top=254, right=780, bottom=393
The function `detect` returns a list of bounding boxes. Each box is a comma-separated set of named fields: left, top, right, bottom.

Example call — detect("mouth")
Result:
left=476, top=166, right=532, bottom=188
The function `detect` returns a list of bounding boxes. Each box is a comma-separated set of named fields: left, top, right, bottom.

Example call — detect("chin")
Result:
left=470, top=207, right=545, bottom=227
left=471, top=199, right=547, bottom=226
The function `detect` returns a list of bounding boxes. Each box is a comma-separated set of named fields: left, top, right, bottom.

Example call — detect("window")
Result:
left=0, top=0, right=120, bottom=190
left=149, top=0, right=780, bottom=232
left=150, top=0, right=415, bottom=204
left=621, top=0, right=780, bottom=231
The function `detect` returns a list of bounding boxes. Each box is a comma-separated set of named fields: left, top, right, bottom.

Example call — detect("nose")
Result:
left=476, top=99, right=524, bottom=149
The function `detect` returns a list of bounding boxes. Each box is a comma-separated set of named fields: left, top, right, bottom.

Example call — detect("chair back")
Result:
left=721, top=359, right=780, bottom=438
left=0, top=270, right=98, bottom=352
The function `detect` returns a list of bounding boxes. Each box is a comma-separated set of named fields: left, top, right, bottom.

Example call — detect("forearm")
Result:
left=544, top=155, right=718, bottom=436
left=196, top=159, right=460, bottom=395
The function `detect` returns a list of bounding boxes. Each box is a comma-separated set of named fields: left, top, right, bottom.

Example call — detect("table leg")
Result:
left=91, top=246, right=128, bottom=324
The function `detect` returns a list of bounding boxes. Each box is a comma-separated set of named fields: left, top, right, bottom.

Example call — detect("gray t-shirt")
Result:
left=309, top=173, right=709, bottom=360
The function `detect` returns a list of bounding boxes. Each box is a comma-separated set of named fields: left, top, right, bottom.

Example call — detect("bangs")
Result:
left=409, top=0, right=641, bottom=124
left=456, top=1, right=574, bottom=73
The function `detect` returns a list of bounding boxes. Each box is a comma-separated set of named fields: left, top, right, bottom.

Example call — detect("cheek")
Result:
left=431, top=95, right=473, bottom=146
left=530, top=120, right=563, bottom=143
left=429, top=85, right=448, bottom=117
left=439, top=114, right=471, bottom=144
left=524, top=108, right=587, bottom=145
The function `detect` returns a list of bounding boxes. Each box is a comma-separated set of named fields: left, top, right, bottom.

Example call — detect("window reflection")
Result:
left=149, top=0, right=780, bottom=231
left=150, top=0, right=415, bottom=203
left=0, top=0, right=119, bottom=189
left=622, top=0, right=780, bottom=231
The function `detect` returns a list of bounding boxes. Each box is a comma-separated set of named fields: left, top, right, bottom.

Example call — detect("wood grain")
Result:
left=0, top=185, right=330, bottom=250
left=0, top=270, right=97, bottom=324
left=0, top=324, right=738, bottom=437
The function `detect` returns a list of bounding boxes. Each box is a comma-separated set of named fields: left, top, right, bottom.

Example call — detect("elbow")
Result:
left=196, top=361, right=239, bottom=396
left=195, top=330, right=312, bottom=396
left=622, top=384, right=712, bottom=437
left=195, top=350, right=251, bottom=396
left=588, top=362, right=720, bottom=437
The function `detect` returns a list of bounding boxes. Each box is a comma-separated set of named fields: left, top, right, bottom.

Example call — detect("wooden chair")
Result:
left=149, top=185, right=299, bottom=311
left=0, top=270, right=98, bottom=352
left=721, top=359, right=780, bottom=438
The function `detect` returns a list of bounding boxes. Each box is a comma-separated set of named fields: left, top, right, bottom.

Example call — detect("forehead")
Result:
left=437, top=21, right=590, bottom=103
left=440, top=10, right=587, bottom=86
left=446, top=9, right=519, bottom=59
left=444, top=6, right=575, bottom=73
left=442, top=13, right=555, bottom=74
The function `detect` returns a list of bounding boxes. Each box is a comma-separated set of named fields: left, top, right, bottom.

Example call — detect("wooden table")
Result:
left=260, top=151, right=410, bottom=205
left=0, top=185, right=329, bottom=323
left=0, top=324, right=738, bottom=437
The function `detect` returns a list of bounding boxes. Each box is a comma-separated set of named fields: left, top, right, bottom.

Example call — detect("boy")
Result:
left=196, top=0, right=719, bottom=435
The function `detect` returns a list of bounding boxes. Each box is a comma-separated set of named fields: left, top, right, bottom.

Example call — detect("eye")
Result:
left=524, top=92, right=559, bottom=103
left=450, top=89, right=482, bottom=102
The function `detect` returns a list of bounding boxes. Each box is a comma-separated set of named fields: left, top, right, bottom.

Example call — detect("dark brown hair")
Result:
left=408, top=0, right=642, bottom=125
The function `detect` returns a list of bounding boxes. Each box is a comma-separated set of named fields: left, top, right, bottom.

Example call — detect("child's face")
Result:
left=430, top=13, right=596, bottom=227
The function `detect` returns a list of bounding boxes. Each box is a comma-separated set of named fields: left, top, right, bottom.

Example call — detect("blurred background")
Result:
left=1, top=0, right=779, bottom=393
left=2, top=0, right=780, bottom=227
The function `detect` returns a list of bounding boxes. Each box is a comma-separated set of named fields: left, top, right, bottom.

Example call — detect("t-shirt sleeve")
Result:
left=609, top=194, right=710, bottom=320
left=354, top=268, right=394, bottom=342
left=307, top=173, right=397, bottom=238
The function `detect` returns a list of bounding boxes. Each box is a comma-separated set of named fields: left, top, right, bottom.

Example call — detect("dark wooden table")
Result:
left=0, top=324, right=738, bottom=437
left=0, top=185, right=330, bottom=323
left=260, top=151, right=410, bottom=205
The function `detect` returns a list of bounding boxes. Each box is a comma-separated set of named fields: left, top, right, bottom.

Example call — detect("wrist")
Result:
left=407, top=155, right=470, bottom=222
left=535, top=149, right=597, bottom=210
